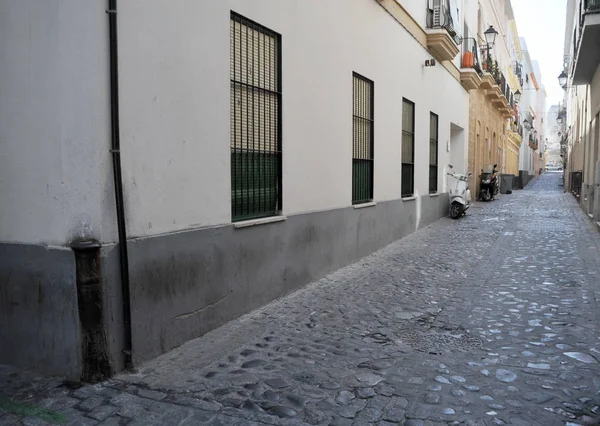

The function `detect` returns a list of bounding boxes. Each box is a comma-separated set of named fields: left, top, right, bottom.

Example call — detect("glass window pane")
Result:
left=402, top=100, right=414, bottom=132
left=430, top=113, right=438, bottom=140
left=402, top=133, right=414, bottom=163
left=430, top=139, right=438, bottom=165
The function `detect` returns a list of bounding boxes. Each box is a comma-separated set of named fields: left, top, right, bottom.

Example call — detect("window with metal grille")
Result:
left=402, top=99, right=415, bottom=197
left=352, top=73, right=374, bottom=204
left=429, top=112, right=439, bottom=194
left=230, top=13, right=282, bottom=221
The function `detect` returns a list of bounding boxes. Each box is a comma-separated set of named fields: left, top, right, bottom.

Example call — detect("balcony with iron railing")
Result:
left=571, top=0, right=600, bottom=84
left=425, top=0, right=460, bottom=61
left=484, top=68, right=513, bottom=118
left=513, top=61, right=524, bottom=87
left=459, top=35, right=483, bottom=90
left=529, top=134, right=539, bottom=151
left=508, top=120, right=523, bottom=147
left=510, top=120, right=523, bottom=136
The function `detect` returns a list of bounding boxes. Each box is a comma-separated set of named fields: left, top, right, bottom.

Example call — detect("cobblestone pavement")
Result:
left=3, top=172, right=600, bottom=426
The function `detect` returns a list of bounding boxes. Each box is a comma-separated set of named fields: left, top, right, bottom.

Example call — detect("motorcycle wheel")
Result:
left=450, top=202, right=463, bottom=219
left=480, top=189, right=491, bottom=201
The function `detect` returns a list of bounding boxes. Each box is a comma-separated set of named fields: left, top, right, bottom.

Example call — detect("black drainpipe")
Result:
left=107, top=0, right=133, bottom=369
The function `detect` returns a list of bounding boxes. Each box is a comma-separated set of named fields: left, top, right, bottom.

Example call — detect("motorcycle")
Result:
left=446, top=164, right=472, bottom=219
left=479, top=164, right=499, bottom=201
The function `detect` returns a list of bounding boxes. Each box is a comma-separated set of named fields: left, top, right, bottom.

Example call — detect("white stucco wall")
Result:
left=0, top=0, right=469, bottom=243
left=396, top=0, right=428, bottom=31
left=0, top=0, right=116, bottom=246
left=118, top=0, right=469, bottom=238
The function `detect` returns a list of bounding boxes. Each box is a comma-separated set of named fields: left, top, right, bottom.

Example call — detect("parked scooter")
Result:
left=479, top=164, right=500, bottom=201
left=447, top=165, right=472, bottom=219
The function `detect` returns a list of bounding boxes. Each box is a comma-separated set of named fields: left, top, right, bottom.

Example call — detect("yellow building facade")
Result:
left=467, top=88, right=510, bottom=184
left=465, top=5, right=522, bottom=191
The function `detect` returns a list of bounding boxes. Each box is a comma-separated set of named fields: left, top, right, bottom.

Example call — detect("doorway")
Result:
left=450, top=123, right=466, bottom=174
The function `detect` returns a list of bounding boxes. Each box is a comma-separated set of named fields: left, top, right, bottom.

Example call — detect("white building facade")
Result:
left=1, top=0, right=470, bottom=377
left=562, top=0, right=600, bottom=219
left=546, top=104, right=564, bottom=167
left=516, top=39, right=547, bottom=181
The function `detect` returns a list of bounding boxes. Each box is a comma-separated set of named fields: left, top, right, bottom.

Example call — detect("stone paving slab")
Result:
left=2, top=173, right=600, bottom=426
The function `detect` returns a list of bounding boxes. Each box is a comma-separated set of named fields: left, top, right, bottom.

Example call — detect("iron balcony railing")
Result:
left=495, top=70, right=513, bottom=104
left=491, top=60, right=501, bottom=82
left=461, top=35, right=483, bottom=74
left=510, top=121, right=523, bottom=137
left=528, top=134, right=538, bottom=151
left=513, top=61, right=523, bottom=86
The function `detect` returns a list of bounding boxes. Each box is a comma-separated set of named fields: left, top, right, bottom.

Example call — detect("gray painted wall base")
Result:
left=0, top=243, right=127, bottom=378
left=0, top=244, right=81, bottom=378
left=0, top=195, right=449, bottom=375
left=126, top=195, right=449, bottom=365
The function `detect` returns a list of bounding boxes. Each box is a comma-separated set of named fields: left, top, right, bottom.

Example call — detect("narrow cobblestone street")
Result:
left=2, top=172, right=600, bottom=426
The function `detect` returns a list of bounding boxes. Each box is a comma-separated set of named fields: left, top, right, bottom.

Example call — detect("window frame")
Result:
left=230, top=12, right=283, bottom=222
left=401, top=98, right=415, bottom=198
left=351, top=72, right=375, bottom=205
left=429, top=112, right=439, bottom=194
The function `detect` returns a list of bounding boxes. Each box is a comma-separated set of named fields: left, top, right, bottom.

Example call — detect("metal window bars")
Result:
left=230, top=13, right=282, bottom=222
left=429, top=113, right=439, bottom=194
left=352, top=73, right=374, bottom=205
left=402, top=99, right=415, bottom=198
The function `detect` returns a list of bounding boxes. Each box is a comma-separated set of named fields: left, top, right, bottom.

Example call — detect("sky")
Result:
left=511, top=0, right=567, bottom=109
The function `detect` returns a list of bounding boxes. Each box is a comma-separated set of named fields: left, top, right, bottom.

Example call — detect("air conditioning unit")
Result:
left=431, top=0, right=443, bottom=27
left=429, top=0, right=459, bottom=41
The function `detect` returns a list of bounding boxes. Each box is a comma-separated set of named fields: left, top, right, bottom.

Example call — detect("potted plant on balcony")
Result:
left=483, top=54, right=493, bottom=73
left=493, top=61, right=501, bottom=84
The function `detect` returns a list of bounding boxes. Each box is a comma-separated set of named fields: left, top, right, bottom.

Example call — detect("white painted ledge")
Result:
left=234, top=216, right=287, bottom=229
left=353, top=201, right=377, bottom=210
left=402, top=196, right=417, bottom=201
left=429, top=193, right=440, bottom=197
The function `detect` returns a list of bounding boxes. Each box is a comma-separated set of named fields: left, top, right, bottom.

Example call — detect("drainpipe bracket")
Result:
left=71, top=239, right=101, bottom=251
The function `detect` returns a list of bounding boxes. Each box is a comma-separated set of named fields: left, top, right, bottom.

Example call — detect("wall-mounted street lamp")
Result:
left=514, top=90, right=522, bottom=103
left=484, top=26, right=498, bottom=49
left=558, top=71, right=567, bottom=88
left=483, top=26, right=498, bottom=63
